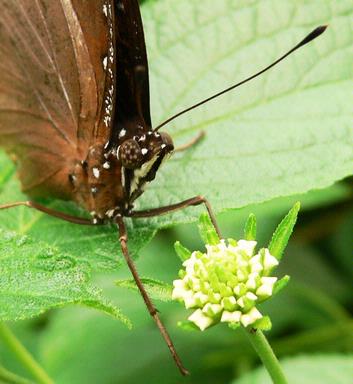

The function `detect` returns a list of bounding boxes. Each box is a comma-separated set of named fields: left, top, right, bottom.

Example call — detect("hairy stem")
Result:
left=0, top=323, right=53, bottom=384
left=243, top=328, right=288, bottom=384
left=0, top=365, right=34, bottom=384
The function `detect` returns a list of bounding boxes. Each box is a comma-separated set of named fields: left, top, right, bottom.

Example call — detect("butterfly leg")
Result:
left=115, top=215, right=189, bottom=376
left=0, top=201, right=94, bottom=225
left=128, top=195, right=221, bottom=237
left=174, top=131, right=205, bottom=152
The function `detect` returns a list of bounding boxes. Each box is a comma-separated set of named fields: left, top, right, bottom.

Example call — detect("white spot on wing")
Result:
left=102, top=1, right=114, bottom=128
left=121, top=166, right=125, bottom=187
left=141, top=148, right=148, bottom=155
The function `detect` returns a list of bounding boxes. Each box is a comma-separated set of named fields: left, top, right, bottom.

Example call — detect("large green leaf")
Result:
left=140, top=0, right=352, bottom=225
left=0, top=0, right=352, bottom=321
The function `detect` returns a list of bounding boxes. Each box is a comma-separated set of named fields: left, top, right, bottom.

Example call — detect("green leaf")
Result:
left=140, top=0, right=353, bottom=225
left=115, top=278, right=173, bottom=302
left=198, top=213, right=220, bottom=245
left=268, top=202, right=300, bottom=259
left=253, top=316, right=272, bottom=331
left=174, top=241, right=192, bottom=261
left=0, top=229, right=130, bottom=326
left=177, top=320, right=200, bottom=332
left=244, top=214, right=257, bottom=241
left=232, top=354, right=353, bottom=384
left=272, top=275, right=290, bottom=296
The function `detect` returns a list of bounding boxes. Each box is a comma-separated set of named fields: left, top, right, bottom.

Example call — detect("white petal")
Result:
left=202, top=303, right=222, bottom=317
left=184, top=295, right=198, bottom=309
left=237, top=240, right=257, bottom=256
left=213, top=293, right=221, bottom=302
left=245, top=292, right=258, bottom=301
left=173, top=279, right=185, bottom=289
left=237, top=297, right=245, bottom=308
left=260, top=277, right=278, bottom=285
left=189, top=276, right=200, bottom=290
left=263, top=249, right=279, bottom=269
left=182, top=252, right=198, bottom=267
left=249, top=254, right=263, bottom=273
left=193, top=292, right=209, bottom=306
left=233, top=285, right=241, bottom=296
left=221, top=310, right=242, bottom=323
left=237, top=269, right=247, bottom=282
left=256, top=285, right=273, bottom=297
left=246, top=276, right=257, bottom=290
left=172, top=285, right=192, bottom=301
left=188, top=309, right=214, bottom=331
left=240, top=307, right=262, bottom=327
left=256, top=277, right=277, bottom=297
left=221, top=296, right=237, bottom=311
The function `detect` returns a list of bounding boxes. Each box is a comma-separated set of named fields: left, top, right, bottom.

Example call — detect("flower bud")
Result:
left=173, top=237, right=279, bottom=331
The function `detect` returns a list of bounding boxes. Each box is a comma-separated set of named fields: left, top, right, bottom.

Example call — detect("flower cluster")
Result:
left=172, top=237, right=281, bottom=331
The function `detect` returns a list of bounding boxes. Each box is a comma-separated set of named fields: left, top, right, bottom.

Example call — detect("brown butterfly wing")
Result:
left=0, top=0, right=108, bottom=199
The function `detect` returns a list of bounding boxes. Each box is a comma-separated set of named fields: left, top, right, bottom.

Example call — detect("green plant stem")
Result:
left=0, top=323, right=53, bottom=384
left=0, top=365, right=34, bottom=384
left=243, top=328, right=288, bottom=384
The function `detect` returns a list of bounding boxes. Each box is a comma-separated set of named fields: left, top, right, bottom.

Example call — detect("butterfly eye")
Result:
left=119, top=139, right=143, bottom=169
left=160, top=132, right=174, bottom=150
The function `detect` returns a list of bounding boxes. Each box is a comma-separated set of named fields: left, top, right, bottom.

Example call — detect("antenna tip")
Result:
left=316, top=24, right=329, bottom=35
left=299, top=25, right=328, bottom=48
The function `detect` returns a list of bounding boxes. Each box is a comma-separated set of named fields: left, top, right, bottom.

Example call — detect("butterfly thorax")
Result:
left=69, top=130, right=174, bottom=221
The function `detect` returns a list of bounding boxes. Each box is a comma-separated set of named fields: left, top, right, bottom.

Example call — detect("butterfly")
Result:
left=0, top=0, right=326, bottom=375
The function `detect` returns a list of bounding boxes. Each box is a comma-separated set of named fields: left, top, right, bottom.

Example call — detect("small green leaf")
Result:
left=174, top=241, right=191, bottom=261
left=273, top=275, right=291, bottom=296
left=198, top=213, right=220, bottom=245
left=115, top=278, right=173, bottom=302
left=268, top=202, right=300, bottom=260
left=228, top=322, right=241, bottom=331
left=177, top=320, right=200, bottom=332
left=253, top=316, right=272, bottom=331
left=244, top=213, right=257, bottom=241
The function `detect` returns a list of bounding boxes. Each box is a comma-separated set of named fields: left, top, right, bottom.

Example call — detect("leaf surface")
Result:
left=0, top=229, right=130, bottom=325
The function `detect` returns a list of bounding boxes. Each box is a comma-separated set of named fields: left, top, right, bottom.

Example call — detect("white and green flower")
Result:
left=172, top=203, right=300, bottom=332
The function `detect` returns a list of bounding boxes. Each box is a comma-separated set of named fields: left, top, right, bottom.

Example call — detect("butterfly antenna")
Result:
left=154, top=25, right=327, bottom=132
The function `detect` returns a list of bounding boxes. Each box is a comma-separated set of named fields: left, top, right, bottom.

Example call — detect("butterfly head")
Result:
left=118, top=131, right=173, bottom=169
left=117, top=130, right=174, bottom=204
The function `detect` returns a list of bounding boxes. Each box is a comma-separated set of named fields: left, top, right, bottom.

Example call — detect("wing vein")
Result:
left=34, top=0, right=79, bottom=137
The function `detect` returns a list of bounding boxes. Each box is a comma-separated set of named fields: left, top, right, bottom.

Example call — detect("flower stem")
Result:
left=0, top=323, right=53, bottom=384
left=243, top=328, right=288, bottom=384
